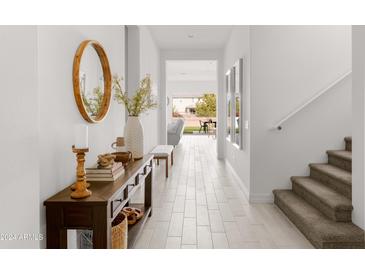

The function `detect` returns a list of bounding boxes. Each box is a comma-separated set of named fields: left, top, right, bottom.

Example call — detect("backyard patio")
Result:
left=172, top=94, right=216, bottom=135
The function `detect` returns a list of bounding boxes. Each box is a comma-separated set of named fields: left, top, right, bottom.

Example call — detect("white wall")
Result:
left=223, top=26, right=251, bottom=196
left=139, top=26, right=160, bottom=152
left=250, top=26, right=352, bottom=202
left=126, top=26, right=160, bottom=153
left=352, top=26, right=365, bottom=229
left=0, top=26, right=40, bottom=248
left=0, top=25, right=160, bottom=248
left=167, top=80, right=217, bottom=97
left=37, top=26, right=125, bottom=248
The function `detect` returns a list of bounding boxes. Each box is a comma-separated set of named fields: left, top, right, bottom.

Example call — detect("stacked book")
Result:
left=86, top=162, right=124, bottom=182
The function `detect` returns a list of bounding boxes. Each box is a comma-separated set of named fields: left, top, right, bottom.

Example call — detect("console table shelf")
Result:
left=44, top=155, right=153, bottom=249
left=127, top=204, right=152, bottom=248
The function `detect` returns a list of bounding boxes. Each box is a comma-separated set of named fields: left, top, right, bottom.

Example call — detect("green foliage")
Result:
left=195, top=93, right=216, bottom=117
left=82, top=86, right=104, bottom=117
left=235, top=96, right=240, bottom=116
left=183, top=126, right=201, bottom=134
left=113, top=74, right=158, bottom=116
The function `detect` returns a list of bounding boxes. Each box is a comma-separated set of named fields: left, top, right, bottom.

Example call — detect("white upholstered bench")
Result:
left=150, top=145, right=174, bottom=178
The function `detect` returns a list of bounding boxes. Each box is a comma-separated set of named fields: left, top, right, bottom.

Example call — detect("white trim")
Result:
left=232, top=143, right=240, bottom=150
left=225, top=159, right=274, bottom=203
left=225, top=160, right=249, bottom=201
left=272, top=70, right=352, bottom=130
left=249, top=193, right=274, bottom=203
left=233, top=57, right=244, bottom=150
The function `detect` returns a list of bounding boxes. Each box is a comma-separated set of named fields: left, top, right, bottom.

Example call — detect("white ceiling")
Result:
left=147, top=26, right=233, bottom=50
left=166, top=60, right=217, bottom=97
left=166, top=60, right=217, bottom=81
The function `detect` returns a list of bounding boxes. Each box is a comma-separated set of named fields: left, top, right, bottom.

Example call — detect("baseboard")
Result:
left=225, top=160, right=249, bottom=201
left=249, top=193, right=274, bottom=203
left=225, top=160, right=274, bottom=203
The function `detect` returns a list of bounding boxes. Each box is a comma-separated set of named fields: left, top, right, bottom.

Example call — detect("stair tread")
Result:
left=327, top=150, right=352, bottom=161
left=291, top=176, right=353, bottom=211
left=309, top=163, right=351, bottom=185
left=273, top=189, right=364, bottom=246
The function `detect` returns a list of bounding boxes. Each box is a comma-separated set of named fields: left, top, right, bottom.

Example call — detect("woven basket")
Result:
left=112, top=212, right=128, bottom=249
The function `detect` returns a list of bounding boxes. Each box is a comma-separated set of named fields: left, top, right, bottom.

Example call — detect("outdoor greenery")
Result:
left=235, top=96, right=240, bottom=116
left=82, top=86, right=104, bottom=117
left=195, top=93, right=216, bottom=117
left=113, top=74, right=157, bottom=116
left=183, top=126, right=201, bottom=134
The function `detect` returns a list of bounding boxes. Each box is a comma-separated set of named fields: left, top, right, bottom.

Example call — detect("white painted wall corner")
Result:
left=226, top=158, right=274, bottom=203
left=225, top=159, right=249, bottom=201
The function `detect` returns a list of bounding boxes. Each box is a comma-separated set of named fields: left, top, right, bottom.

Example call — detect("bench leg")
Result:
left=157, top=158, right=159, bottom=165
left=171, top=151, right=174, bottom=166
left=165, top=157, right=168, bottom=178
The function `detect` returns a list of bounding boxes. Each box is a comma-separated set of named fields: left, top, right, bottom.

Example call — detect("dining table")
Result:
left=203, top=120, right=217, bottom=130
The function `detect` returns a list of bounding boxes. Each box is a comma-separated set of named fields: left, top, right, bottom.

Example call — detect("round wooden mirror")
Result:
left=73, top=40, right=112, bottom=123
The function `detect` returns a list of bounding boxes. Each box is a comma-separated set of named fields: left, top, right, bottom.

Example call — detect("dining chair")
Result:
left=199, top=120, right=208, bottom=133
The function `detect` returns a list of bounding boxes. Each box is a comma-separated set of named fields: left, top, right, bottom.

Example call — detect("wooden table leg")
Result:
left=92, top=206, right=111, bottom=249
left=46, top=206, right=67, bottom=248
left=165, top=156, right=168, bottom=178
left=171, top=151, right=174, bottom=166
left=145, top=162, right=153, bottom=216
left=157, top=158, right=160, bottom=165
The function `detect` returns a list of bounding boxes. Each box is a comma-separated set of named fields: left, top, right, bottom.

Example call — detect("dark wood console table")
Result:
left=44, top=155, right=153, bottom=249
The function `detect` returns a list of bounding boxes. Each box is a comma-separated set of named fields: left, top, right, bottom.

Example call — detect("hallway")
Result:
left=135, top=135, right=312, bottom=248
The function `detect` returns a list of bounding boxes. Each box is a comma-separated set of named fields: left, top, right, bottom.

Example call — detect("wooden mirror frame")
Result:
left=73, top=40, right=112, bottom=123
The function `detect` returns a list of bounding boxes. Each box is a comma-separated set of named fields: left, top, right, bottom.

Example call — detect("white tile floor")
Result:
left=133, top=135, right=313, bottom=249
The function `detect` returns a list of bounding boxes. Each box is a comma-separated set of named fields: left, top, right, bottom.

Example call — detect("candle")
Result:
left=74, top=124, right=88, bottom=149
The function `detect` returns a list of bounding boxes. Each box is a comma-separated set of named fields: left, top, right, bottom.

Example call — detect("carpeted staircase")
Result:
left=273, top=137, right=365, bottom=248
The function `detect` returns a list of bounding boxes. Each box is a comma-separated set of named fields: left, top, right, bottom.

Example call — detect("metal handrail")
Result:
left=273, top=70, right=352, bottom=130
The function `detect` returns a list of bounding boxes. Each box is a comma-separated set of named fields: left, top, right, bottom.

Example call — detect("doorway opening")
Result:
left=166, top=60, right=218, bottom=138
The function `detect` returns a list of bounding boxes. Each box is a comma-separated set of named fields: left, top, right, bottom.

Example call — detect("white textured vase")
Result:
left=124, top=116, right=144, bottom=160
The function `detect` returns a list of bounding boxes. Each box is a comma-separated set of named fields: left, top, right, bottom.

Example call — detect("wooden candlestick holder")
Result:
left=70, top=145, right=92, bottom=199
